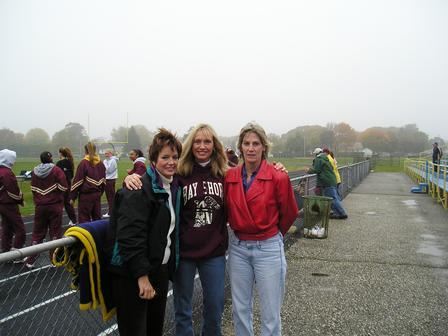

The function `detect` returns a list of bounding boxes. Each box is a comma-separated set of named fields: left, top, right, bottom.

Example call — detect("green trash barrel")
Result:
left=302, top=195, right=333, bottom=239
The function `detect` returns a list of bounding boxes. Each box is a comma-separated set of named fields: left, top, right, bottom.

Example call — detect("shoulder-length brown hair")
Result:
left=177, top=124, right=227, bottom=178
left=59, top=146, right=74, bottom=171
left=237, top=122, right=271, bottom=161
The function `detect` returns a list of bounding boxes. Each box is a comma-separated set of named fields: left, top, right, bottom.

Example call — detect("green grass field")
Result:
left=11, top=156, right=355, bottom=216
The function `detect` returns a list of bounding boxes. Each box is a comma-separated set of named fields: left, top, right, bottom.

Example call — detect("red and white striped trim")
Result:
left=85, top=176, right=106, bottom=186
left=71, top=179, right=83, bottom=191
left=31, top=184, right=66, bottom=196
left=7, top=190, right=23, bottom=201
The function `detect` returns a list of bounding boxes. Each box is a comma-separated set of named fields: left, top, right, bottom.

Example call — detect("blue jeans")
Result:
left=228, top=230, right=286, bottom=336
left=323, top=186, right=347, bottom=216
left=173, top=256, right=226, bottom=336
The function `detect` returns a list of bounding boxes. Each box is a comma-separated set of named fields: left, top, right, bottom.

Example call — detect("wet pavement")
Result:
left=221, top=172, right=448, bottom=336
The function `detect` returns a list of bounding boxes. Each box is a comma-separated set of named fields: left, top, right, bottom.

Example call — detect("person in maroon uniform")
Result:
left=70, top=142, right=106, bottom=224
left=24, top=151, right=68, bottom=268
left=127, top=149, right=147, bottom=176
left=56, top=146, right=77, bottom=225
left=0, top=149, right=26, bottom=253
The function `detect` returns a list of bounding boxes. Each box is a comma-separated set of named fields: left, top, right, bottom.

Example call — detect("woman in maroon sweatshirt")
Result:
left=25, top=151, right=67, bottom=268
left=127, top=149, right=147, bottom=176
left=70, top=142, right=106, bottom=224
left=0, top=149, right=26, bottom=253
left=174, top=124, right=228, bottom=336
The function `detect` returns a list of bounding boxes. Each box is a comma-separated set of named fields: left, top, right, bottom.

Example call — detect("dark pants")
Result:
left=26, top=203, right=63, bottom=265
left=77, top=192, right=102, bottom=224
left=433, top=160, right=439, bottom=172
left=63, top=181, right=77, bottom=223
left=105, top=179, right=116, bottom=214
left=112, top=265, right=169, bottom=336
left=0, top=203, right=26, bottom=252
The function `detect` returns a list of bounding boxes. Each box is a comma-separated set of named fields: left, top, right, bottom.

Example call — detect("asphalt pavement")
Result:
left=221, top=172, right=448, bottom=336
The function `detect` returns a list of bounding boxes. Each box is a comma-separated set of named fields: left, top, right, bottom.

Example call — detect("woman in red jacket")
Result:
left=70, top=142, right=106, bottom=224
left=224, top=122, right=299, bottom=336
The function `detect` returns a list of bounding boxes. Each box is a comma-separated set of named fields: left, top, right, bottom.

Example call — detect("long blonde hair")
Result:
left=84, top=142, right=97, bottom=166
left=178, top=124, right=227, bottom=178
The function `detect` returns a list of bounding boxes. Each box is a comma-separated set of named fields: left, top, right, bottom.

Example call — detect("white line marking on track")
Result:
left=0, top=290, right=76, bottom=323
left=0, top=264, right=54, bottom=284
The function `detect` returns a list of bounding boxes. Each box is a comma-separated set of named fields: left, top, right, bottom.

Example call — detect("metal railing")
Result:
left=0, top=160, right=371, bottom=336
left=404, top=159, right=448, bottom=209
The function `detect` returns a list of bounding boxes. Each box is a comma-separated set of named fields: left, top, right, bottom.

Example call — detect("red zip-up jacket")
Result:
left=31, top=166, right=68, bottom=206
left=225, top=160, right=298, bottom=240
left=0, top=166, right=23, bottom=205
left=70, top=159, right=106, bottom=200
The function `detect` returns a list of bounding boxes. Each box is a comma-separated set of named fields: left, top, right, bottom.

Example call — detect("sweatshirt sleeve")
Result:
left=55, top=166, right=68, bottom=192
left=70, top=160, right=86, bottom=200
left=275, top=172, right=299, bottom=235
left=5, top=171, right=24, bottom=205
left=115, top=190, right=153, bottom=279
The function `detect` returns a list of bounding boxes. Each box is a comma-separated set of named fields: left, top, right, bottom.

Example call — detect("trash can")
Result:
left=302, top=195, right=333, bottom=239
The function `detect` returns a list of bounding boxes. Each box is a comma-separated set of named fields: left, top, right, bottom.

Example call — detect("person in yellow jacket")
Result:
left=323, top=148, right=342, bottom=199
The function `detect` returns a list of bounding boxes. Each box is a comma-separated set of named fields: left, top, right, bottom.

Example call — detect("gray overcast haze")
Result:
left=1, top=0, right=447, bottom=140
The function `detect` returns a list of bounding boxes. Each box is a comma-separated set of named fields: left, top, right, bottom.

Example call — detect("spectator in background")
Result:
left=25, top=151, right=67, bottom=269
left=225, top=122, right=299, bottom=336
left=323, top=147, right=342, bottom=200
left=106, top=128, right=182, bottom=336
left=225, top=147, right=239, bottom=167
left=103, top=149, right=119, bottom=218
left=127, top=149, right=146, bottom=176
left=432, top=142, right=443, bottom=172
left=70, top=142, right=106, bottom=224
left=308, top=148, right=348, bottom=219
left=56, top=147, right=77, bottom=225
left=0, top=149, right=26, bottom=253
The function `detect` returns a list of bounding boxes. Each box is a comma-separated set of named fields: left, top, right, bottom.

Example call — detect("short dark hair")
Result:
left=40, top=151, right=53, bottom=164
left=132, top=149, right=144, bottom=158
left=148, top=128, right=182, bottom=163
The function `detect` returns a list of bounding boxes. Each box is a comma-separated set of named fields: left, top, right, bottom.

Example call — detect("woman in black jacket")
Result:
left=56, top=147, right=77, bottom=225
left=106, top=128, right=182, bottom=336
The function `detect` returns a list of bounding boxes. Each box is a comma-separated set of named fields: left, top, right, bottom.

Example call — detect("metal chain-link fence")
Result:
left=0, top=160, right=370, bottom=336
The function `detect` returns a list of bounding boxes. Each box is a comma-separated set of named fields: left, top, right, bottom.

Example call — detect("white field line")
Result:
left=0, top=264, right=54, bottom=284
left=0, top=290, right=76, bottom=324
left=96, top=273, right=200, bottom=336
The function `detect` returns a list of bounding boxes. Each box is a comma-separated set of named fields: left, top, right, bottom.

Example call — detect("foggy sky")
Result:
left=1, top=0, right=447, bottom=139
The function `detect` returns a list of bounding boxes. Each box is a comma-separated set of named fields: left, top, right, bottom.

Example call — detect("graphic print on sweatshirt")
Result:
left=183, top=181, right=223, bottom=228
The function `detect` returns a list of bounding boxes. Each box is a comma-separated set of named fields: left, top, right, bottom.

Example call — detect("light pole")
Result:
left=303, top=128, right=306, bottom=157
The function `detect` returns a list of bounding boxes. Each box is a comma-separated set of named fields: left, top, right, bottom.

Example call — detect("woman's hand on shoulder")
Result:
left=124, top=173, right=142, bottom=190
left=272, top=161, right=288, bottom=174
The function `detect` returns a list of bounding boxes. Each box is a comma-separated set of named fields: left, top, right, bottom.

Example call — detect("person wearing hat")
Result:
left=308, top=147, right=347, bottom=219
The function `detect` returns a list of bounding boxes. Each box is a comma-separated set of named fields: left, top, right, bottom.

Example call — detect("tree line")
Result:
left=0, top=122, right=444, bottom=158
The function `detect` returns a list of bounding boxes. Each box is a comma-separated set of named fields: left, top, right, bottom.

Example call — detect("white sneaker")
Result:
left=68, top=221, right=77, bottom=227
left=25, top=262, right=35, bottom=269
left=102, top=213, right=110, bottom=218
